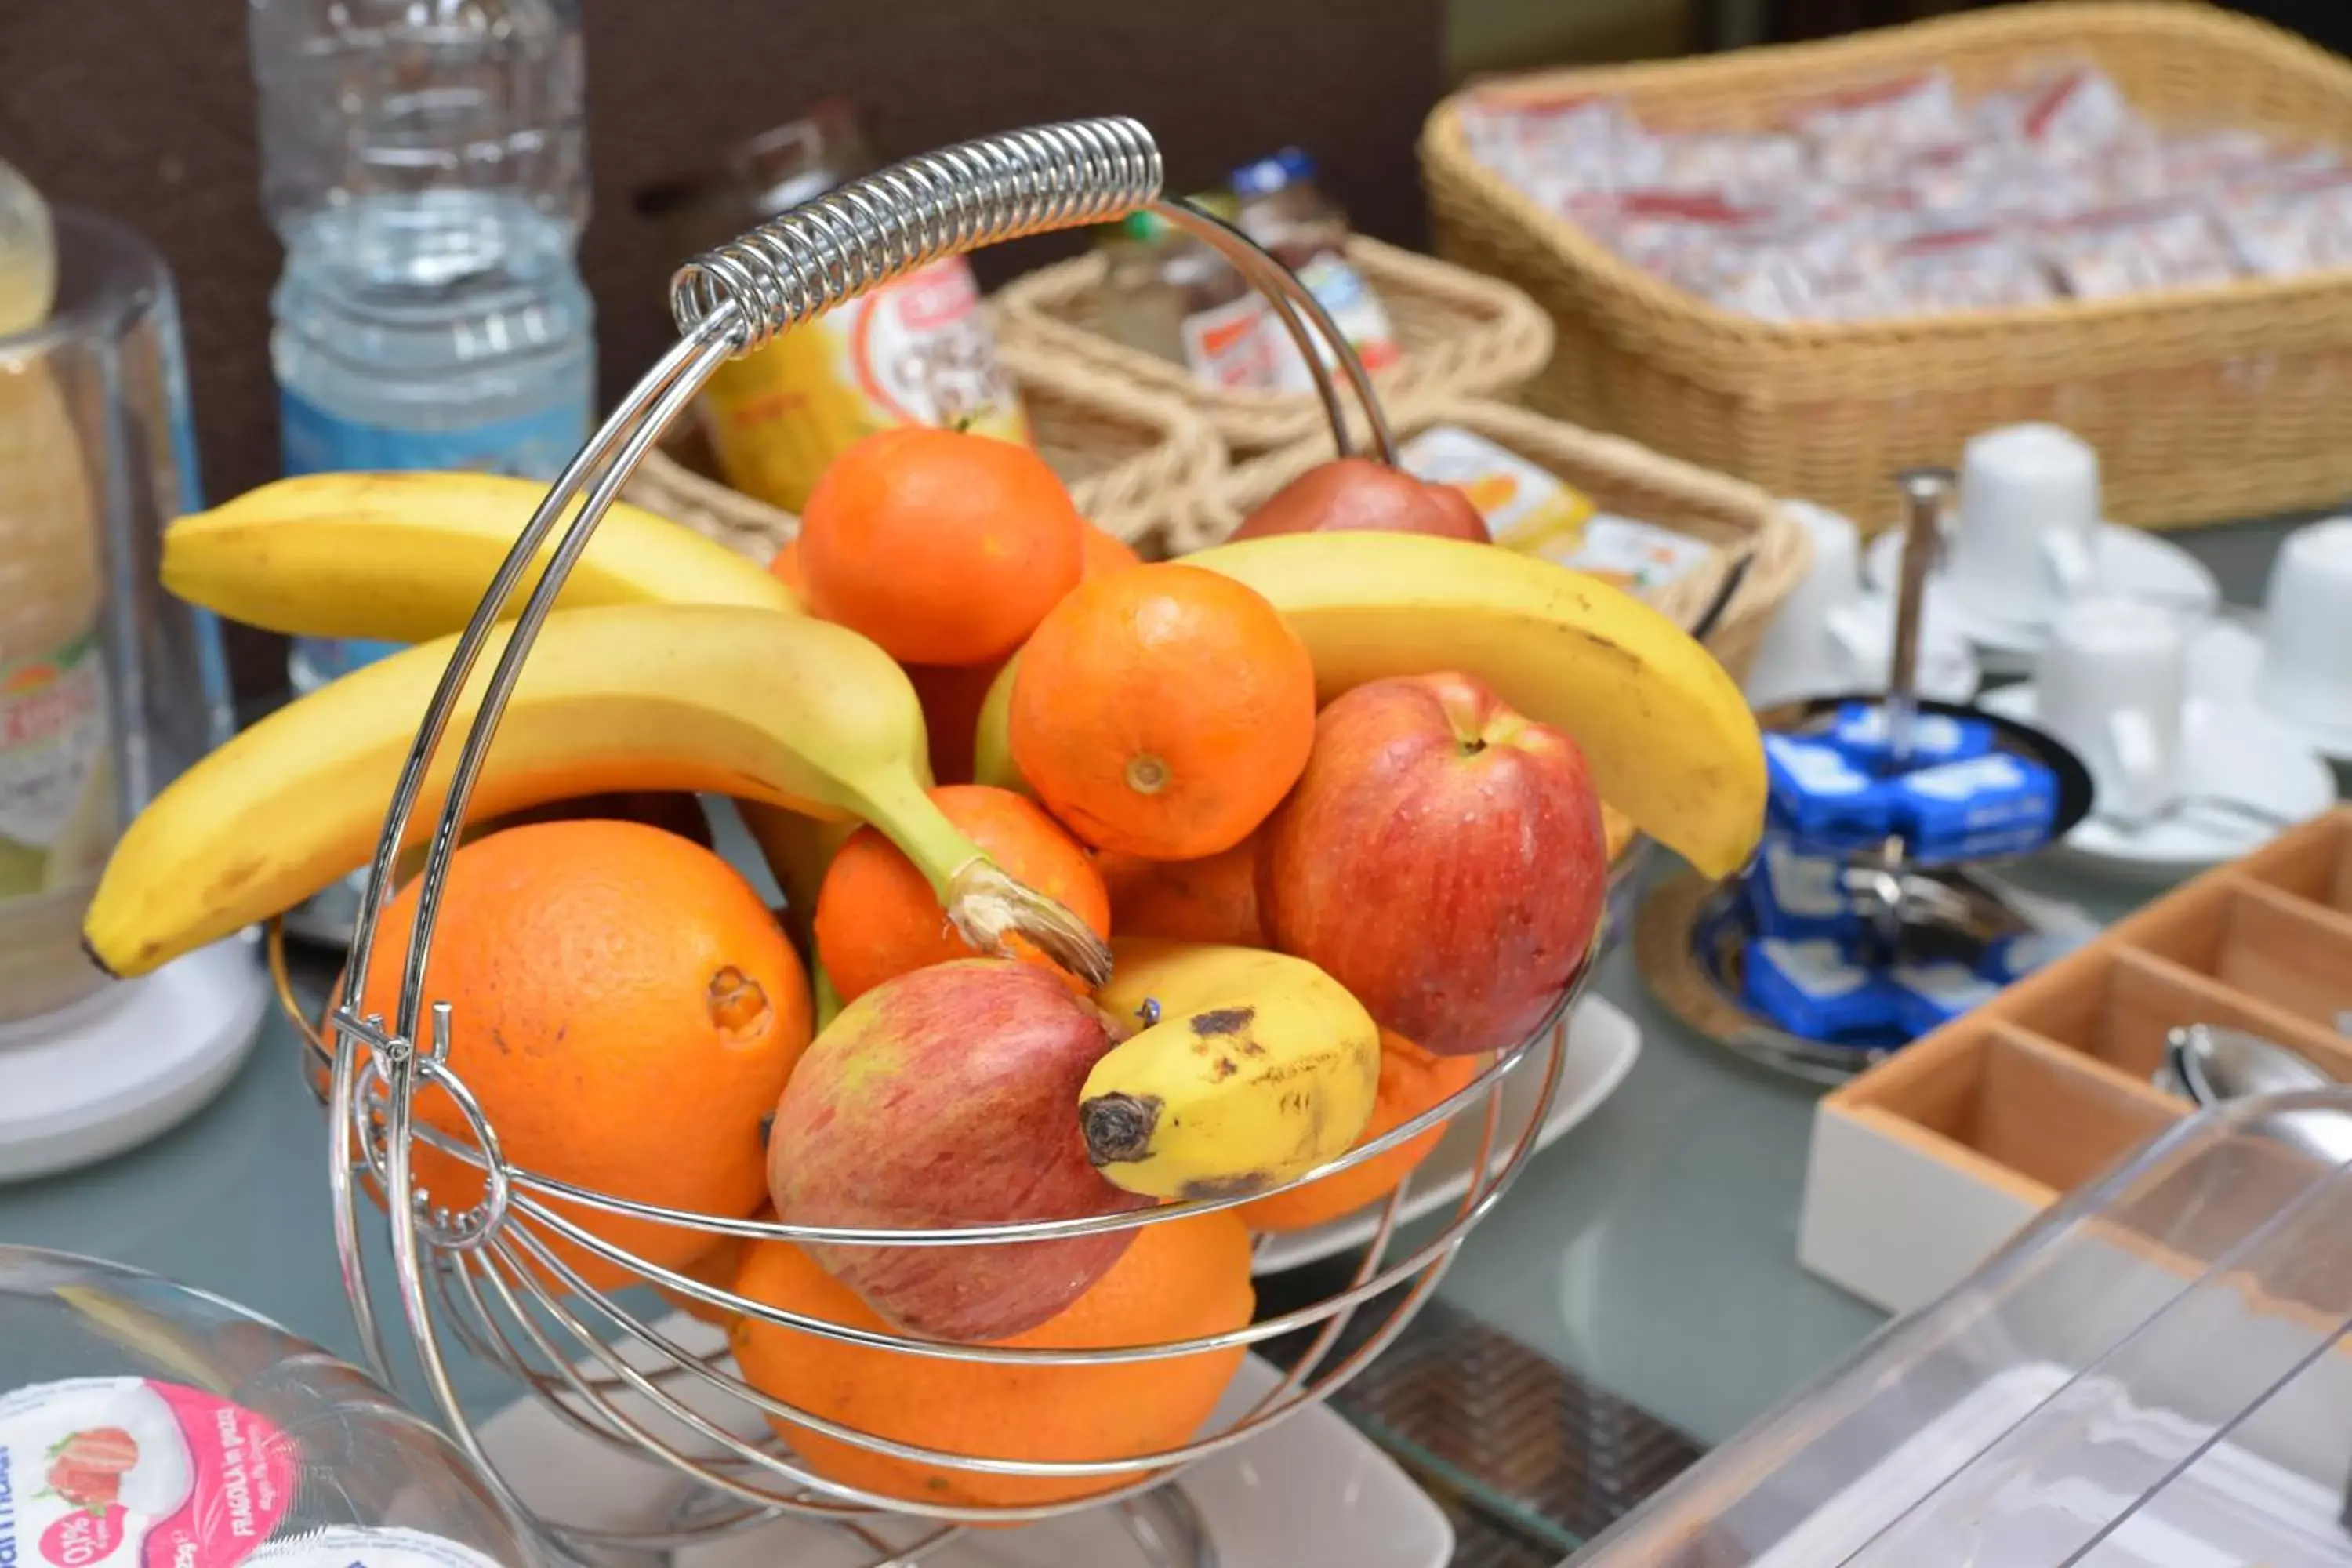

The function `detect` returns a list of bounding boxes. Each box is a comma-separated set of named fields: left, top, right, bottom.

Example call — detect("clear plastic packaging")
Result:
left=0, top=1248, right=544, bottom=1567
left=1577, top=1091, right=2352, bottom=1567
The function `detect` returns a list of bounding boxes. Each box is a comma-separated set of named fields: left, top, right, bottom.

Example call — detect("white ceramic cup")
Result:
left=1744, top=500, right=1864, bottom=706
left=2035, top=596, right=2187, bottom=824
left=2256, top=516, right=2352, bottom=733
left=1948, top=423, right=2103, bottom=628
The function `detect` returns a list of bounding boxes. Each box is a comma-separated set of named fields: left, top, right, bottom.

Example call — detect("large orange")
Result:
left=815, top=783, right=1110, bottom=1002
left=351, top=821, right=811, bottom=1292
left=1080, top=521, right=1142, bottom=579
left=1238, top=1032, right=1481, bottom=1232
left=1009, top=564, right=1315, bottom=858
left=798, top=428, right=1084, bottom=665
left=768, top=537, right=803, bottom=593
left=1094, top=836, right=1266, bottom=948
left=730, top=1210, right=1251, bottom=1510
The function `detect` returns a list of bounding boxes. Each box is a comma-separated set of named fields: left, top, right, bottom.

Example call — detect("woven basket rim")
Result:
left=1179, top=394, right=1812, bottom=649
left=991, top=234, right=1555, bottom=445
left=1421, top=0, right=2352, bottom=353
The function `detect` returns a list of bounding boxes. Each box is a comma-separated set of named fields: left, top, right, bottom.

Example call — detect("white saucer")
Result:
left=1864, top=523, right=2220, bottom=664
left=0, top=938, right=270, bottom=1182
left=2183, top=617, right=2352, bottom=764
left=1980, top=688, right=2336, bottom=880
left=1251, top=994, right=1641, bottom=1276
left=477, top=1315, right=1454, bottom=1568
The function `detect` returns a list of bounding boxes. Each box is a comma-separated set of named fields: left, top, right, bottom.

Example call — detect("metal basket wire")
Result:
left=300, top=117, right=1595, bottom=1564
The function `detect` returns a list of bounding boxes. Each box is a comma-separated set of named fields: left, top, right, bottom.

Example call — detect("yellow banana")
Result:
left=162, top=470, right=800, bottom=640
left=1078, top=938, right=1381, bottom=1201
left=976, top=535, right=1763, bottom=877
left=83, top=604, right=1109, bottom=985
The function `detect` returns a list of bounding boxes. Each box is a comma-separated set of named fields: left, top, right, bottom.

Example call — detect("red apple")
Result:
left=1232, top=458, right=1491, bottom=543
left=767, top=959, right=1149, bottom=1341
left=1258, top=673, right=1606, bottom=1058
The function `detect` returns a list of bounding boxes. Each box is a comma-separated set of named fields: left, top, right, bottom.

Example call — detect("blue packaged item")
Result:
left=1747, top=833, right=1860, bottom=942
left=1822, top=702, right=1995, bottom=775
left=1978, top=928, right=2087, bottom=985
left=1764, top=734, right=1898, bottom=850
left=1744, top=937, right=1906, bottom=1045
left=1890, top=960, right=2004, bottom=1037
left=1892, top=751, right=2059, bottom=857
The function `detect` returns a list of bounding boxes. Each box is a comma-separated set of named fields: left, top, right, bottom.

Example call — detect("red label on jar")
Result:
left=0, top=1378, right=297, bottom=1568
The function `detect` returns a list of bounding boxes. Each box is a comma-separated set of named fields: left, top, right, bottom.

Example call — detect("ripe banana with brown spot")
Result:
left=1078, top=938, right=1380, bottom=1200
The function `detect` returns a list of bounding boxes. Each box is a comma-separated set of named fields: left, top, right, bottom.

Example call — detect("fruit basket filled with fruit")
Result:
left=79, top=121, right=1766, bottom=1562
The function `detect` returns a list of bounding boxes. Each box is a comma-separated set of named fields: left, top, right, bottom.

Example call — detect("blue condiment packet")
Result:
left=1744, top=936, right=1906, bottom=1045
left=1823, top=702, right=1995, bottom=775
left=1747, top=833, right=1860, bottom=941
left=1889, top=960, right=2004, bottom=1037
left=1892, top=751, right=2059, bottom=857
left=1765, top=733, right=1898, bottom=851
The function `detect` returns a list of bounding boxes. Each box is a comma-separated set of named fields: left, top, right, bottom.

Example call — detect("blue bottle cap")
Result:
left=1232, top=147, right=1319, bottom=198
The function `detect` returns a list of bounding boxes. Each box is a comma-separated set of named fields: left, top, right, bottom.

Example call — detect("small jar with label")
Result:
left=1096, top=194, right=1280, bottom=392
left=636, top=101, right=1031, bottom=515
left=1229, top=148, right=1402, bottom=392
left=0, top=1247, right=541, bottom=1568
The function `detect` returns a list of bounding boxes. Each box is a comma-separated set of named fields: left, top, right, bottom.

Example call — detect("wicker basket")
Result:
left=1421, top=2, right=2352, bottom=531
left=1183, top=397, right=1811, bottom=684
left=989, top=234, right=1555, bottom=453
left=622, top=339, right=1227, bottom=561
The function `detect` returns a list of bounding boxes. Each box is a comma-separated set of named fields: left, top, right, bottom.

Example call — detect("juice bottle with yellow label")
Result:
left=637, top=103, right=1030, bottom=515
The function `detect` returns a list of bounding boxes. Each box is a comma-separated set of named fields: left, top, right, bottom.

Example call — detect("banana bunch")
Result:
left=162, top=470, right=799, bottom=640
left=82, top=604, right=1110, bottom=986
left=1080, top=938, right=1381, bottom=1200
left=977, top=532, right=1766, bottom=879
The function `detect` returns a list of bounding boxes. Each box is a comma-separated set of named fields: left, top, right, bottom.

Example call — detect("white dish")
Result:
left=477, top=1315, right=1454, bottom=1568
left=1864, top=522, right=2220, bottom=663
left=0, top=938, right=269, bottom=1183
left=1251, top=994, right=1641, bottom=1276
left=1980, top=687, right=2336, bottom=879
left=2183, top=616, right=2352, bottom=764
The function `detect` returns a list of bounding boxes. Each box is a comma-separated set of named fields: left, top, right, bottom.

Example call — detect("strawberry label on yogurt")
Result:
left=0, top=1377, right=296, bottom=1568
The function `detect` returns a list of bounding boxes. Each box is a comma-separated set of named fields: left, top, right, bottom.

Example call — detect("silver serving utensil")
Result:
left=2162, top=1022, right=2352, bottom=1165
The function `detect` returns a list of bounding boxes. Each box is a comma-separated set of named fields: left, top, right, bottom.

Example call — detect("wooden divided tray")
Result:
left=1800, top=808, right=2352, bottom=1314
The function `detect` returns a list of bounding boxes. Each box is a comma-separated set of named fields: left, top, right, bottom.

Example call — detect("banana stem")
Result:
left=854, top=773, right=1114, bottom=988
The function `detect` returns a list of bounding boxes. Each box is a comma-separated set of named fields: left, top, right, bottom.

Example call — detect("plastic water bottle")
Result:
left=250, top=0, right=596, bottom=692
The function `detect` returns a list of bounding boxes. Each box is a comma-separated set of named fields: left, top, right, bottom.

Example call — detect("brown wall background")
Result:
left=3, top=0, right=1444, bottom=699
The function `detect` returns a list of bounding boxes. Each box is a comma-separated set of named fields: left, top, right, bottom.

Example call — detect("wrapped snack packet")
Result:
left=1566, top=187, right=1782, bottom=277
left=1992, top=64, right=2143, bottom=151
left=1648, top=129, right=1811, bottom=195
left=2042, top=200, right=2240, bottom=298
left=2214, top=165, right=2352, bottom=275
left=1790, top=71, right=1963, bottom=184
left=1884, top=225, right=2057, bottom=315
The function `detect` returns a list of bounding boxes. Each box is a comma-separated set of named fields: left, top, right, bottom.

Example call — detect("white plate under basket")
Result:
left=477, top=1315, right=1453, bottom=1568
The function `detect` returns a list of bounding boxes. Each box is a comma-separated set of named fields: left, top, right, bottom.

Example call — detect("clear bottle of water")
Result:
left=249, top=0, right=596, bottom=693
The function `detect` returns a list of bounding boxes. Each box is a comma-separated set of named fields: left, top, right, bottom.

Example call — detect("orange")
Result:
left=906, top=659, right=1005, bottom=788
left=351, top=820, right=812, bottom=1292
left=657, top=1216, right=762, bottom=1327
left=769, top=537, right=803, bottom=593
left=1095, top=836, right=1266, bottom=947
left=1238, top=1031, right=1481, bottom=1232
left=1080, top=521, right=1143, bottom=579
left=730, top=1209, right=1251, bottom=1509
left=798, top=427, right=1084, bottom=665
left=815, top=783, right=1111, bottom=1002
left=1009, top=564, right=1316, bottom=858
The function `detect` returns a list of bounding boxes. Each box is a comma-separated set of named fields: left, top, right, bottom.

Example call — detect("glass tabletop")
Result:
left=0, top=514, right=2322, bottom=1563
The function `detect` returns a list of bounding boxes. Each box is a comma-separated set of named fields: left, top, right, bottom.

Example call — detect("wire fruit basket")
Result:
left=298, top=118, right=1598, bottom=1566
